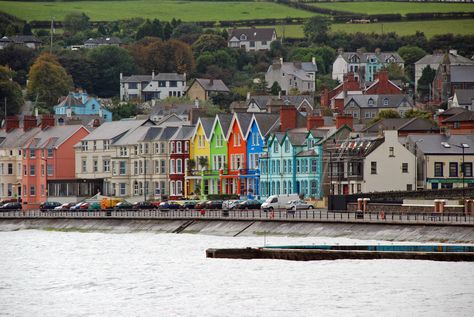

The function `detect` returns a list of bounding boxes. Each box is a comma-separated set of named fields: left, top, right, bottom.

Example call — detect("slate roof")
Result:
left=0, top=127, right=41, bottom=149
left=345, top=94, right=413, bottom=108
left=155, top=73, right=185, bottom=81
left=113, top=126, right=157, bottom=146
left=0, top=35, right=41, bottom=44
left=441, top=107, right=468, bottom=116
left=120, top=75, right=153, bottom=83
left=286, top=132, right=307, bottom=146
left=450, top=65, right=474, bottom=83
left=229, top=28, right=275, bottom=42
left=25, top=125, right=85, bottom=149
left=336, top=136, right=384, bottom=158
left=236, top=112, right=253, bottom=135
left=443, top=110, right=474, bottom=122
left=363, top=118, right=438, bottom=133
left=192, top=78, right=229, bottom=93
left=81, top=119, right=148, bottom=141
left=415, top=53, right=474, bottom=65
left=150, top=102, right=194, bottom=117
left=55, top=93, right=84, bottom=108
left=216, top=113, right=233, bottom=135
left=296, top=149, right=318, bottom=157
left=340, top=51, right=403, bottom=64
left=253, top=113, right=280, bottom=136
left=200, top=117, right=215, bottom=139
left=268, top=62, right=317, bottom=81
left=407, top=134, right=474, bottom=155
left=142, top=126, right=163, bottom=141
left=454, top=89, right=474, bottom=105
left=158, top=126, right=179, bottom=140
left=171, top=125, right=195, bottom=140
left=249, top=95, right=314, bottom=111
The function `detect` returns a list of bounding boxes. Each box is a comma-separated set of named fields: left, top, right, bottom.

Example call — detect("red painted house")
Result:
left=168, top=125, right=194, bottom=199
left=21, top=116, right=89, bottom=208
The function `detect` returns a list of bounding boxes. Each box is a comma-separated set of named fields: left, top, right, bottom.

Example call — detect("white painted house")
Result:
left=265, top=58, right=317, bottom=94
left=120, top=72, right=186, bottom=102
left=228, top=28, right=276, bottom=52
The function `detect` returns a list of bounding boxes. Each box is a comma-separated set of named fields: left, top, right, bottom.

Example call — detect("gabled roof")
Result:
left=345, top=94, right=413, bottom=109
left=267, top=61, right=317, bottom=81
left=0, top=35, right=41, bottom=44
left=453, top=89, right=474, bottom=105
left=443, top=110, right=474, bottom=123
left=120, top=75, right=153, bottom=83
left=441, top=107, right=468, bottom=116
left=209, top=113, right=233, bottom=141
left=25, top=125, right=87, bottom=149
left=171, top=125, right=195, bottom=141
left=340, top=51, right=403, bottom=64
left=191, top=78, right=229, bottom=93
left=245, top=113, right=280, bottom=139
left=335, top=136, right=384, bottom=158
left=363, top=118, right=438, bottom=133
left=193, top=117, right=214, bottom=141
left=54, top=93, right=84, bottom=109
left=113, top=126, right=159, bottom=146
left=229, top=28, right=275, bottom=42
left=415, top=52, right=474, bottom=65
left=0, top=127, right=41, bottom=149
left=226, top=112, right=253, bottom=140
left=81, top=119, right=149, bottom=141
left=155, top=73, right=185, bottom=81
left=286, top=132, right=307, bottom=146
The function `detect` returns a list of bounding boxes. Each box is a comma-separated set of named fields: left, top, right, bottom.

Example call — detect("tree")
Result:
left=270, top=81, right=281, bottom=95
left=398, top=46, right=427, bottom=81
left=0, top=45, right=37, bottom=85
left=27, top=53, right=73, bottom=110
left=198, top=156, right=208, bottom=170
left=136, top=19, right=163, bottom=40
left=404, top=109, right=433, bottom=121
left=88, top=46, right=135, bottom=97
left=417, top=65, right=436, bottom=101
left=163, top=22, right=172, bottom=40
left=112, top=103, right=142, bottom=120
left=303, top=16, right=331, bottom=44
left=57, top=50, right=97, bottom=93
left=171, top=23, right=202, bottom=44
left=383, top=63, right=407, bottom=82
left=64, top=12, right=90, bottom=35
left=0, top=66, right=24, bottom=115
left=192, top=34, right=226, bottom=56
left=22, top=22, right=32, bottom=35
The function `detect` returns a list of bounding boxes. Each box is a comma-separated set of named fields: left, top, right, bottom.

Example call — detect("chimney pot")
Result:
left=279, top=105, right=297, bottom=132
left=5, top=116, right=20, bottom=132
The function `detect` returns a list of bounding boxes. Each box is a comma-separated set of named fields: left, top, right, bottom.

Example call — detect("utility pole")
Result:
left=50, top=17, right=54, bottom=54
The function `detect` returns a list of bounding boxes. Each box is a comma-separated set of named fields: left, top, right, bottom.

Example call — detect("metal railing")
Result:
left=0, top=209, right=473, bottom=225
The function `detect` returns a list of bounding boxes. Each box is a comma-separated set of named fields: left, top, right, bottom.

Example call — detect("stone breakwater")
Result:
left=0, top=218, right=473, bottom=243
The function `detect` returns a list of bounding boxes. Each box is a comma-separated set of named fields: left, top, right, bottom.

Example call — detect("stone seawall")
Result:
left=1, top=218, right=473, bottom=243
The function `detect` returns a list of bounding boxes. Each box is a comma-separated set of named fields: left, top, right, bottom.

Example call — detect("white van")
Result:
left=261, top=194, right=300, bottom=211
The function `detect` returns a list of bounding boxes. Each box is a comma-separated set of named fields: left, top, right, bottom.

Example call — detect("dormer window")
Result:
left=240, top=34, right=247, bottom=41
left=368, top=98, right=374, bottom=106
left=383, top=98, right=389, bottom=106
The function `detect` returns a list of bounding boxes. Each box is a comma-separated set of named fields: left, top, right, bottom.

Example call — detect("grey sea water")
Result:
left=0, top=230, right=473, bottom=316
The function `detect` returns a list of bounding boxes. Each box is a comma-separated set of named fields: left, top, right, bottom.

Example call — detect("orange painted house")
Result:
left=21, top=122, right=90, bottom=208
left=222, top=113, right=252, bottom=196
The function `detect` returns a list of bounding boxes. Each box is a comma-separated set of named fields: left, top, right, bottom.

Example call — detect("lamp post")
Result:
left=441, top=142, right=470, bottom=199
left=414, top=139, right=423, bottom=191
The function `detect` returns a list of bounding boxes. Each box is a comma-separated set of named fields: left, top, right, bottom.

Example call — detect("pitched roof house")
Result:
left=228, top=27, right=276, bottom=52
left=265, top=58, right=317, bottom=94
left=186, top=78, right=230, bottom=101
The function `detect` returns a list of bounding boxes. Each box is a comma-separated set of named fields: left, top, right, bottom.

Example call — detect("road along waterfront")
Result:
left=1, top=230, right=473, bottom=316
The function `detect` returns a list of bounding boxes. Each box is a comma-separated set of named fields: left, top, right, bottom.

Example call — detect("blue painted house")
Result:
left=244, top=113, right=279, bottom=197
left=53, top=92, right=112, bottom=122
left=260, top=130, right=323, bottom=199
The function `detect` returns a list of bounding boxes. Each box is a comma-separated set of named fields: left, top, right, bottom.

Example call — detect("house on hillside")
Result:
left=265, top=58, right=317, bottom=94
left=53, top=91, right=112, bottom=122
left=0, top=35, right=41, bottom=50
left=120, top=71, right=186, bottom=101
left=433, top=64, right=474, bottom=103
left=83, top=37, right=122, bottom=49
left=186, top=78, right=230, bottom=101
left=228, top=27, right=276, bottom=52
left=449, top=89, right=474, bottom=111
left=343, top=94, right=414, bottom=123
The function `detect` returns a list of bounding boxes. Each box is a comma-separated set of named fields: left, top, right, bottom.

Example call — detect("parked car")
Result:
left=236, top=200, right=262, bottom=210
left=54, top=203, right=74, bottom=211
left=133, top=201, right=158, bottom=210
left=114, top=201, right=134, bottom=210
left=194, top=201, right=209, bottom=209
left=286, top=200, right=314, bottom=212
left=40, top=201, right=61, bottom=211
left=79, top=203, right=89, bottom=210
left=182, top=200, right=197, bottom=210
left=159, top=201, right=182, bottom=210
left=0, top=202, right=22, bottom=210
left=261, top=194, right=300, bottom=211
left=206, top=200, right=223, bottom=209
left=222, top=199, right=241, bottom=211
left=88, top=202, right=101, bottom=210
left=69, top=202, right=84, bottom=211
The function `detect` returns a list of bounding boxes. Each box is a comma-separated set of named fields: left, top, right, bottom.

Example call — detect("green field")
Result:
left=264, top=19, right=474, bottom=39
left=0, top=0, right=316, bottom=21
left=311, top=1, right=474, bottom=15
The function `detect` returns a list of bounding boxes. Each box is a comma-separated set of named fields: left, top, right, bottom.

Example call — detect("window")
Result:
left=82, top=160, right=87, bottom=173
left=134, top=181, right=139, bottom=195
left=234, top=133, right=241, bottom=146
left=119, top=161, right=126, bottom=175
left=449, top=162, right=458, bottom=177
left=93, top=141, right=97, bottom=151
left=402, top=163, right=408, bottom=173
left=47, top=164, right=53, bottom=176
left=434, top=162, right=443, bottom=177
left=128, top=83, right=138, bottom=89
left=274, top=143, right=279, bottom=153
left=176, top=159, right=182, bottom=173
left=104, top=140, right=110, bottom=150
left=139, top=161, right=143, bottom=174
left=30, top=149, right=35, bottom=158
left=160, top=142, right=165, bottom=153
left=383, top=98, right=389, bottom=106
left=176, top=181, right=183, bottom=195
left=47, top=148, right=53, bottom=157
left=161, top=160, right=166, bottom=174
left=464, top=163, right=473, bottom=177
left=389, top=147, right=394, bottom=157
left=134, top=161, right=139, bottom=175
left=81, top=141, right=88, bottom=151
left=216, top=134, right=223, bottom=147
left=185, top=141, right=189, bottom=153
left=119, top=183, right=126, bottom=196
left=41, top=184, right=45, bottom=196
left=170, top=159, right=175, bottom=174
left=30, top=186, right=35, bottom=196
left=311, top=160, right=317, bottom=173
left=30, top=165, right=35, bottom=176
left=407, top=184, right=413, bottom=191
left=296, top=160, right=300, bottom=173
left=154, top=143, right=159, bottom=154
left=176, top=142, right=182, bottom=153
left=7, top=163, right=13, bottom=175
left=169, top=81, right=177, bottom=87
left=41, top=164, right=45, bottom=176
left=284, top=140, right=290, bottom=153
left=371, top=161, right=377, bottom=174
left=103, top=160, right=110, bottom=172
left=170, top=142, right=175, bottom=154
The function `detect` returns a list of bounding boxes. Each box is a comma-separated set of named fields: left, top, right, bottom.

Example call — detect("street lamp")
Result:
left=441, top=142, right=470, bottom=199
left=414, top=139, right=423, bottom=191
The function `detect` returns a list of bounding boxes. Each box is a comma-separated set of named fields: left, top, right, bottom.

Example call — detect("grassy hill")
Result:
left=0, top=0, right=315, bottom=21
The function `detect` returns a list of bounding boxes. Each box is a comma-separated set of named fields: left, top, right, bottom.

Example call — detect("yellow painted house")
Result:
left=186, top=117, right=214, bottom=197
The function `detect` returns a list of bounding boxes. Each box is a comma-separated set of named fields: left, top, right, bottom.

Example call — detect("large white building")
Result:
left=228, top=28, right=276, bottom=52
left=120, top=72, right=186, bottom=102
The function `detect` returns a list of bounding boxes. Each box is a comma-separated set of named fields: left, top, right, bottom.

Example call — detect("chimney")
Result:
left=312, top=56, right=316, bottom=65
left=278, top=90, right=281, bottom=99
left=152, top=70, right=155, bottom=80
left=34, top=107, right=38, bottom=118
left=335, top=114, right=353, bottom=130
left=23, top=115, right=37, bottom=131
left=99, top=109, right=103, bottom=118
left=449, top=49, right=458, bottom=56
left=342, top=72, right=360, bottom=92
left=337, top=48, right=343, bottom=55
left=120, top=72, right=123, bottom=81
left=279, top=57, right=283, bottom=65
left=40, top=114, right=55, bottom=130
left=279, top=105, right=297, bottom=132
left=194, top=98, right=199, bottom=108
left=375, top=48, right=381, bottom=54
left=209, top=78, right=214, bottom=86
left=246, top=92, right=251, bottom=101
left=307, top=114, right=325, bottom=130
left=377, top=70, right=389, bottom=83
left=66, top=108, right=72, bottom=118
left=356, top=48, right=363, bottom=54
left=5, top=116, right=19, bottom=132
